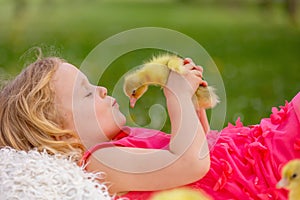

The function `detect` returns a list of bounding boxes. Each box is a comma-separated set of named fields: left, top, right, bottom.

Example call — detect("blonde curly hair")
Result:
left=0, top=57, right=84, bottom=161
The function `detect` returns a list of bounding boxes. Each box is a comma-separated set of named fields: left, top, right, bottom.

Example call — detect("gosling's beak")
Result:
left=130, top=97, right=137, bottom=108
left=277, top=178, right=288, bottom=188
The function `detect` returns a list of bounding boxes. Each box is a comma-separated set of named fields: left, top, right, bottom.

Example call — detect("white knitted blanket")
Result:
left=0, top=147, right=113, bottom=200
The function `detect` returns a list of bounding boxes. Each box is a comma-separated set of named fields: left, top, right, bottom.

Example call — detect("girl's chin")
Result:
left=113, top=110, right=126, bottom=125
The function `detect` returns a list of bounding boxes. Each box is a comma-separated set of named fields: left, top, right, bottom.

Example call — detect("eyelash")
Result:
left=85, top=92, right=92, bottom=97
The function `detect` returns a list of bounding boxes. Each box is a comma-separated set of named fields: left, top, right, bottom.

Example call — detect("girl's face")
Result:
left=52, top=62, right=126, bottom=148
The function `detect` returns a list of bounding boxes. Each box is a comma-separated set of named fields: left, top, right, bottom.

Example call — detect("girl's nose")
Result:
left=98, top=86, right=107, bottom=98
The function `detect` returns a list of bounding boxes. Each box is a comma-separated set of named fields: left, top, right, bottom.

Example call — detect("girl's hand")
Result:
left=164, top=58, right=206, bottom=98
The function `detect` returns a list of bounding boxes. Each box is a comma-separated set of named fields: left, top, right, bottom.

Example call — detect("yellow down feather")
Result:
left=123, top=54, right=219, bottom=108
left=149, top=187, right=212, bottom=200
left=277, top=159, right=300, bottom=200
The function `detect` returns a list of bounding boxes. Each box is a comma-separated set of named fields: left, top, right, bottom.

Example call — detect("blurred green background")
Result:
left=0, top=0, right=299, bottom=132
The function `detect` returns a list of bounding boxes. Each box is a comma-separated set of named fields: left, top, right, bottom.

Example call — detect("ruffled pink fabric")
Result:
left=87, top=93, right=300, bottom=200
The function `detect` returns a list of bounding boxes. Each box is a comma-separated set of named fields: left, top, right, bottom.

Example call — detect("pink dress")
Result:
left=81, top=92, right=300, bottom=200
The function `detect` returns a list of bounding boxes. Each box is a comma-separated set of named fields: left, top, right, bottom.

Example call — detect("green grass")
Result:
left=0, top=0, right=299, bottom=132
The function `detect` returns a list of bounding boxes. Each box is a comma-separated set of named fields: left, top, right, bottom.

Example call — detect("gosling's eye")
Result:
left=132, top=90, right=136, bottom=96
left=85, top=92, right=92, bottom=97
left=291, top=173, right=298, bottom=179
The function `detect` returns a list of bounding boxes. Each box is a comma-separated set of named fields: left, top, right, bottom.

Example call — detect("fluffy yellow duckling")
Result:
left=123, top=54, right=219, bottom=108
left=150, top=187, right=212, bottom=200
left=277, top=159, right=300, bottom=200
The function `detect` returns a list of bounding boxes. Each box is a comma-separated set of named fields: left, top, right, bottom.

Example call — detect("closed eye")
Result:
left=85, top=92, right=93, bottom=97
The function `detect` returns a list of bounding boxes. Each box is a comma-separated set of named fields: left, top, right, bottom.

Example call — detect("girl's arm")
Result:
left=86, top=63, right=210, bottom=194
left=197, top=108, right=210, bottom=134
left=188, top=59, right=210, bottom=134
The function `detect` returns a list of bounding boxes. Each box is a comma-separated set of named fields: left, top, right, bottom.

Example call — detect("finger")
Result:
left=200, top=80, right=208, bottom=87
left=183, top=58, right=191, bottom=65
left=183, top=58, right=192, bottom=65
left=192, top=70, right=203, bottom=78
left=191, top=66, right=203, bottom=78
left=184, top=63, right=196, bottom=70
left=183, top=58, right=195, bottom=66
left=193, top=65, right=203, bottom=72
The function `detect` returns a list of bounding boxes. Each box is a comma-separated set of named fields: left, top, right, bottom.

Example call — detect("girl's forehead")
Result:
left=52, top=63, right=89, bottom=97
left=58, top=62, right=79, bottom=76
left=53, top=63, right=80, bottom=83
left=52, top=63, right=79, bottom=94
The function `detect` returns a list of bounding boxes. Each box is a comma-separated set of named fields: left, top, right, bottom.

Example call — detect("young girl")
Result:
left=0, top=56, right=299, bottom=200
